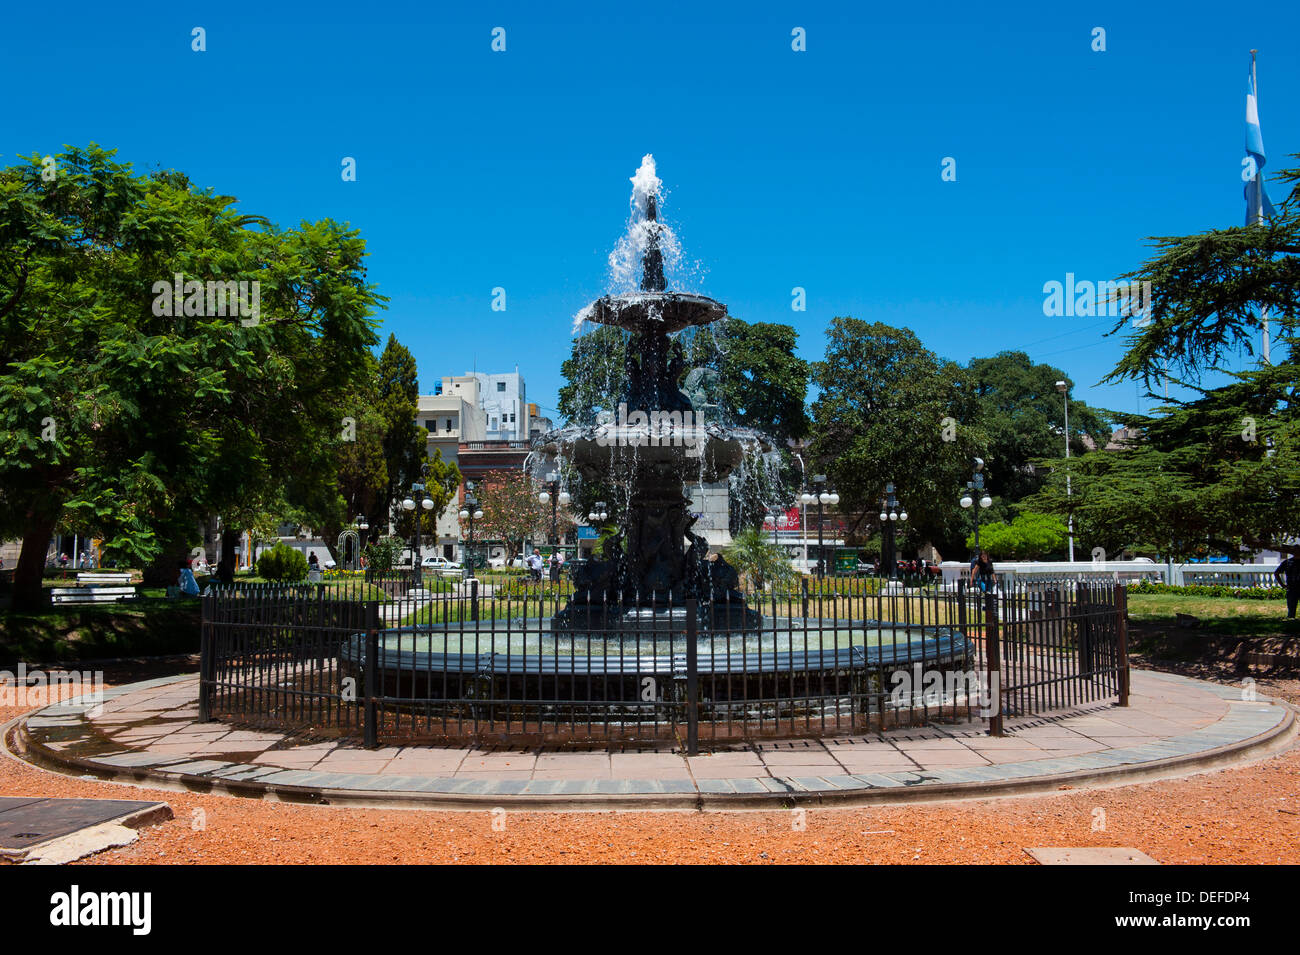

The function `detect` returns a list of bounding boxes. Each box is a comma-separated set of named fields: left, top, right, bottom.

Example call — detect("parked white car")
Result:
left=421, top=555, right=463, bottom=576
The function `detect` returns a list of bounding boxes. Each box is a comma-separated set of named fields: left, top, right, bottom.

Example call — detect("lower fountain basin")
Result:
left=340, top=620, right=972, bottom=708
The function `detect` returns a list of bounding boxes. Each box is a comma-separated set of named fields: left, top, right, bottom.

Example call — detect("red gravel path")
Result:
left=3, top=682, right=1297, bottom=865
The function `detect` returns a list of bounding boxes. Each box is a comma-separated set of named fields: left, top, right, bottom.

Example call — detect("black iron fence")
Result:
left=199, top=572, right=1128, bottom=750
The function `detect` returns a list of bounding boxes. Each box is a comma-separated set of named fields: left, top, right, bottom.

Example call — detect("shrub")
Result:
left=256, top=543, right=309, bottom=583
left=1128, top=580, right=1284, bottom=600
left=363, top=536, right=406, bottom=574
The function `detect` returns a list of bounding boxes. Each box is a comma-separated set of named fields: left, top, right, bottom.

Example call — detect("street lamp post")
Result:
left=1056, top=380, right=1075, bottom=562
left=960, top=458, right=994, bottom=552
left=401, top=463, right=437, bottom=580
left=537, top=471, right=571, bottom=548
left=800, top=475, right=839, bottom=578
left=354, top=514, right=369, bottom=570
left=458, top=482, right=484, bottom=574
left=765, top=504, right=785, bottom=547
left=878, top=482, right=909, bottom=580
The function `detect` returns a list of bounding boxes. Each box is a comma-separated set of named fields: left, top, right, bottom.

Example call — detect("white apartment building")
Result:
left=417, top=384, right=487, bottom=559
left=440, top=371, right=527, bottom=442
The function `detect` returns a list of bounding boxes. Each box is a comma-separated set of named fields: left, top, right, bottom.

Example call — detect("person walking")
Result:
left=968, top=550, right=997, bottom=594
left=1275, top=553, right=1300, bottom=619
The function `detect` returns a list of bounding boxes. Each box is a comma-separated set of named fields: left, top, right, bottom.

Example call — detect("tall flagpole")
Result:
left=1252, top=49, right=1271, bottom=365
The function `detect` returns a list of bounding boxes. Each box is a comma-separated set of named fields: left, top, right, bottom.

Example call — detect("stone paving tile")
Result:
left=534, top=753, right=611, bottom=770
left=912, top=756, right=996, bottom=770
left=252, top=752, right=327, bottom=769
left=531, top=767, right=616, bottom=780
left=688, top=764, right=765, bottom=780
left=453, top=769, right=535, bottom=781
left=609, top=753, right=685, bottom=770
left=759, top=750, right=849, bottom=766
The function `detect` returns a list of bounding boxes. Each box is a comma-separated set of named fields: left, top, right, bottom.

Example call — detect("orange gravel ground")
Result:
left=3, top=683, right=1297, bottom=865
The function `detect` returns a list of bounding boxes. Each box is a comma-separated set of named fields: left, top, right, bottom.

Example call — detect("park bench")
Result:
left=76, top=572, right=132, bottom=586
left=50, top=585, right=141, bottom=606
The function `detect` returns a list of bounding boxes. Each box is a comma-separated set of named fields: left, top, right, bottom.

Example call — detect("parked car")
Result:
left=488, top=553, right=525, bottom=569
left=421, top=555, right=463, bottom=576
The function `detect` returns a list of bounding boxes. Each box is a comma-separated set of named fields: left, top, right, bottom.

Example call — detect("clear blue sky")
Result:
left=4, top=0, right=1297, bottom=422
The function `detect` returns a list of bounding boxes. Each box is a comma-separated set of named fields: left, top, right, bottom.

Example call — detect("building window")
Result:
left=497, top=382, right=506, bottom=392
left=445, top=419, right=453, bottom=431
left=491, top=417, right=498, bottom=430
left=424, top=420, right=436, bottom=430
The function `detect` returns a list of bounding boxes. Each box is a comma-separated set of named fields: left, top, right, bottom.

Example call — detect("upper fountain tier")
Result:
left=581, top=194, right=728, bottom=335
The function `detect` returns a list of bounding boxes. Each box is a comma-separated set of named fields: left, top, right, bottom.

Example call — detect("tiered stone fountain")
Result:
left=537, top=185, right=767, bottom=632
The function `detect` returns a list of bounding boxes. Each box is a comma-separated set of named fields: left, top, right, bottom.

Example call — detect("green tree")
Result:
left=809, top=318, right=984, bottom=559
left=557, top=325, right=629, bottom=424
left=391, top=449, right=462, bottom=543
left=376, top=334, right=427, bottom=515
left=687, top=318, right=810, bottom=442
left=723, top=527, right=796, bottom=590
left=966, top=511, right=1068, bottom=560
left=1027, top=355, right=1300, bottom=559
left=1103, top=159, right=1300, bottom=387
left=475, top=470, right=549, bottom=561
left=963, top=351, right=1112, bottom=505
left=0, top=145, right=383, bottom=607
left=1024, top=158, right=1300, bottom=559
left=256, top=542, right=309, bottom=582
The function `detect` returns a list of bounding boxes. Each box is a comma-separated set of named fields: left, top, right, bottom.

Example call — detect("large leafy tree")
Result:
left=686, top=318, right=810, bottom=442
left=1028, top=353, right=1300, bottom=559
left=0, top=145, right=383, bottom=607
left=1103, top=161, right=1300, bottom=387
left=376, top=334, right=427, bottom=513
left=1027, top=159, right=1300, bottom=558
left=809, top=318, right=984, bottom=558
left=473, top=469, right=555, bottom=561
left=964, top=351, right=1112, bottom=505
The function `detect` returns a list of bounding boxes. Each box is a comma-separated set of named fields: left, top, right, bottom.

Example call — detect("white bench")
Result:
left=76, top=572, right=132, bottom=586
left=50, top=585, right=140, bottom=605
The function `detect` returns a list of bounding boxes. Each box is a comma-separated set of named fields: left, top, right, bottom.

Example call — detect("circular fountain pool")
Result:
left=340, top=620, right=971, bottom=712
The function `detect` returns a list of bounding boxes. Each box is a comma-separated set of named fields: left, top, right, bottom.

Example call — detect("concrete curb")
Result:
left=6, top=673, right=1296, bottom=811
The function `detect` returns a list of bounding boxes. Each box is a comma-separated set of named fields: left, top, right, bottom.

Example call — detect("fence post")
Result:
left=686, top=597, right=699, bottom=757
left=1076, top=581, right=1093, bottom=677
left=470, top=577, right=479, bottom=622
left=984, top=589, right=1003, bottom=736
left=198, top=594, right=212, bottom=722
left=1116, top=584, right=1130, bottom=707
left=363, top=602, right=380, bottom=750
left=801, top=576, right=809, bottom=620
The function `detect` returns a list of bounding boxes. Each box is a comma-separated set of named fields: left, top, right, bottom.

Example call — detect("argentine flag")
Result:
left=1245, top=61, right=1276, bottom=225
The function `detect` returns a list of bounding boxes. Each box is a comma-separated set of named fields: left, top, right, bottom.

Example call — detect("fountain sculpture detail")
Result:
left=537, top=161, right=768, bottom=632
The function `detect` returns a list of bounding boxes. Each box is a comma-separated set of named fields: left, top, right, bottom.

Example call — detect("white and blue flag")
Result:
left=1245, top=59, right=1276, bottom=225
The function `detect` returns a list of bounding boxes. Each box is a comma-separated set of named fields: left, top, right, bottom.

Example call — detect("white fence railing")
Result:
left=938, top=561, right=1280, bottom=589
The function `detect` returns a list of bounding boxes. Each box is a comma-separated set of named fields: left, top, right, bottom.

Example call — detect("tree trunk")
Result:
left=11, top=514, right=57, bottom=611
left=219, top=528, right=238, bottom=584
left=142, top=536, right=195, bottom=587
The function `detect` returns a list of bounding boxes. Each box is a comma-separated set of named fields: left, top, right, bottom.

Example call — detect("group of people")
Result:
left=525, top=548, right=566, bottom=583
left=872, top=558, right=942, bottom=581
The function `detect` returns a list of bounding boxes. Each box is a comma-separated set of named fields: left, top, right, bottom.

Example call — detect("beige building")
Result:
left=417, top=383, right=487, bottom=559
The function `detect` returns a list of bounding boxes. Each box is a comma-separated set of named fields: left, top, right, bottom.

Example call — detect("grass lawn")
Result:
left=1126, top=593, right=1298, bottom=636
left=0, top=595, right=200, bottom=667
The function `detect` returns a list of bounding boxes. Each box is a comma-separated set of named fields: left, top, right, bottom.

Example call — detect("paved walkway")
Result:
left=13, top=671, right=1293, bottom=806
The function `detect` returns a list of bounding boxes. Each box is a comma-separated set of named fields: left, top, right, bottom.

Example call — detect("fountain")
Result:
left=536, top=158, right=767, bottom=632
left=333, top=157, right=971, bottom=738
